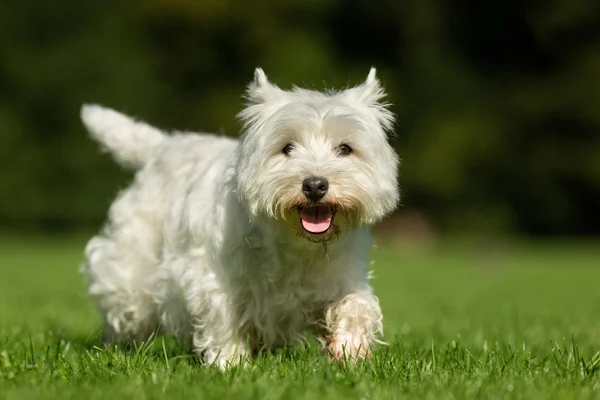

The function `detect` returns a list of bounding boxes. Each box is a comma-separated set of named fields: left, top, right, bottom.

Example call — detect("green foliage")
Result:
left=1, top=235, right=600, bottom=398
left=0, top=1, right=599, bottom=234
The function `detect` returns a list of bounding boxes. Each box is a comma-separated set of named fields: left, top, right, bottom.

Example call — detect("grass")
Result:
left=1, top=233, right=600, bottom=399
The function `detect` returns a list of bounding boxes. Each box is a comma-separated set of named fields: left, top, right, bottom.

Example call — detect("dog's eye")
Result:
left=336, top=144, right=352, bottom=156
left=282, top=144, right=294, bottom=156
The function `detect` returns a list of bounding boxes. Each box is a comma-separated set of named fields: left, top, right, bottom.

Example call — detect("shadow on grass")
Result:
left=6, top=321, right=360, bottom=370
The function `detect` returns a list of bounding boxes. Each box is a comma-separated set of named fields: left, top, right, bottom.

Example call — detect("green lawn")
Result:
left=1, top=234, right=599, bottom=399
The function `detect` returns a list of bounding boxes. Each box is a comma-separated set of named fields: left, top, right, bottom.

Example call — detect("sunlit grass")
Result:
left=1, top=234, right=599, bottom=399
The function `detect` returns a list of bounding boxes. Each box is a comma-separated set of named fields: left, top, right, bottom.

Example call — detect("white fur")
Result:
left=80, top=68, right=400, bottom=369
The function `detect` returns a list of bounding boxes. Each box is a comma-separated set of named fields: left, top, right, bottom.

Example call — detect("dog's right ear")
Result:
left=244, top=67, right=286, bottom=105
left=253, top=68, right=269, bottom=87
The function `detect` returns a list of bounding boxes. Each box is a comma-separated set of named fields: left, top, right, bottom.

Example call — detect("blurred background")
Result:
left=1, top=0, right=599, bottom=240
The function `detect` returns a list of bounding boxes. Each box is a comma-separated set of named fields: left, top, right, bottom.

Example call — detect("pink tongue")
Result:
left=300, top=207, right=333, bottom=233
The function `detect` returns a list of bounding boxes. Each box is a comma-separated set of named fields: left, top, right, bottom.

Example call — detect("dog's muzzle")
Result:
left=302, top=177, right=328, bottom=202
left=298, top=177, right=334, bottom=234
left=297, top=205, right=336, bottom=234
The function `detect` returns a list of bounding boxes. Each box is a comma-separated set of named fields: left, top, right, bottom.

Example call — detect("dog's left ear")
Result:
left=344, top=67, right=395, bottom=131
left=349, top=67, right=386, bottom=104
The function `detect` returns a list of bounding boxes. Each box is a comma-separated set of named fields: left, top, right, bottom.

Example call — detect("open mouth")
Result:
left=298, top=205, right=335, bottom=234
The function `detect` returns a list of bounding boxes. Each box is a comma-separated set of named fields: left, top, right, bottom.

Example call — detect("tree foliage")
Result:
left=1, top=0, right=598, bottom=234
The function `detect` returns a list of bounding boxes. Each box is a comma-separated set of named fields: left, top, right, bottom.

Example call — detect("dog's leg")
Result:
left=202, top=339, right=251, bottom=370
left=83, top=185, right=161, bottom=344
left=187, top=291, right=252, bottom=370
left=325, top=290, right=383, bottom=362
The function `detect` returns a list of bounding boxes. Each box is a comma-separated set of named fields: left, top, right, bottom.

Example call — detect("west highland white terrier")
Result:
left=80, top=68, right=400, bottom=368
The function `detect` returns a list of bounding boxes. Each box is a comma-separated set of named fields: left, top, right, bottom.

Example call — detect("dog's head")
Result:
left=235, top=68, right=400, bottom=243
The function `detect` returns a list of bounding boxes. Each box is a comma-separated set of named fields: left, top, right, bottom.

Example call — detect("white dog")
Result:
left=80, top=68, right=400, bottom=368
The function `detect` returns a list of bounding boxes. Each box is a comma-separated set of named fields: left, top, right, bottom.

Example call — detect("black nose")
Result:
left=302, top=177, right=329, bottom=202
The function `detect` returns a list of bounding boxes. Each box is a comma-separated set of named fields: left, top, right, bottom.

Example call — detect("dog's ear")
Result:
left=253, top=68, right=269, bottom=87
left=348, top=67, right=386, bottom=104
left=244, top=68, right=286, bottom=105
left=365, top=67, right=378, bottom=86
left=344, top=67, right=395, bottom=131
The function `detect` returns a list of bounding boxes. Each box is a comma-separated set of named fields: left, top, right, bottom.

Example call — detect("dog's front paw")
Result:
left=210, top=355, right=249, bottom=370
left=327, top=333, right=372, bottom=363
left=203, top=343, right=251, bottom=371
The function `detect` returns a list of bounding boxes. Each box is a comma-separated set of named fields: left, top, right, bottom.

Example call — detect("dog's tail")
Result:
left=80, top=104, right=167, bottom=169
